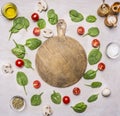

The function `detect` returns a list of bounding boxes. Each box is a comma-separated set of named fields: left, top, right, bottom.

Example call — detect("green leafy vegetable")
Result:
left=23, top=59, right=33, bottom=69
left=87, top=94, right=99, bottom=103
left=31, top=92, right=43, bottom=106
left=51, top=91, right=61, bottom=104
left=71, top=102, right=87, bottom=113
left=47, top=9, right=58, bottom=25
left=37, top=19, right=46, bottom=29
left=11, top=40, right=26, bottom=59
left=69, top=10, right=84, bottom=22
left=85, top=81, right=102, bottom=88
left=9, top=17, right=30, bottom=40
left=88, top=48, right=102, bottom=65
left=16, top=71, right=28, bottom=95
left=83, top=27, right=100, bottom=37
left=83, top=70, right=97, bottom=80
left=86, top=15, right=97, bottom=23
left=25, top=38, right=42, bottom=50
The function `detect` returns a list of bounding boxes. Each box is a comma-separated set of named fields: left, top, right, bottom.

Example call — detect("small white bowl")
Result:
left=10, top=96, right=26, bottom=112
left=106, top=42, right=120, bottom=59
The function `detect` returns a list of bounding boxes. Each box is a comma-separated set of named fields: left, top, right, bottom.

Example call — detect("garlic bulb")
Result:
left=104, top=14, right=118, bottom=27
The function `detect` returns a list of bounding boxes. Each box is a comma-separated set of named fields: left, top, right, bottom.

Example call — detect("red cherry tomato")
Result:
left=15, top=59, right=24, bottom=67
left=98, top=62, right=105, bottom=71
left=33, top=27, right=40, bottom=36
left=31, top=13, right=39, bottom=21
left=92, top=39, right=100, bottom=48
left=73, top=87, right=81, bottom=95
left=33, top=80, right=41, bottom=89
left=77, top=26, right=85, bottom=35
left=63, top=96, right=70, bottom=104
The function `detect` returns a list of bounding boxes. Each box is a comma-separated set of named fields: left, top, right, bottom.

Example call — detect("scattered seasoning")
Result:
left=10, top=96, right=25, bottom=111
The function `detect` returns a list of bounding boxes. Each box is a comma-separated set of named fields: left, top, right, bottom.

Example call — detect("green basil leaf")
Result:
left=88, top=49, right=102, bottom=65
left=85, top=81, right=102, bottom=88
left=51, top=91, right=61, bottom=104
left=25, top=38, right=42, bottom=50
left=9, top=17, right=30, bottom=40
left=69, top=10, right=84, bottom=22
left=83, top=70, right=97, bottom=80
left=37, top=19, right=46, bottom=29
left=86, top=15, right=97, bottom=23
left=71, top=102, right=87, bottom=113
left=11, top=40, right=26, bottom=59
left=16, top=71, right=28, bottom=95
left=87, top=94, right=99, bottom=102
left=83, top=27, right=100, bottom=37
left=23, top=59, right=33, bottom=69
left=47, top=9, right=58, bottom=25
left=31, top=92, right=43, bottom=106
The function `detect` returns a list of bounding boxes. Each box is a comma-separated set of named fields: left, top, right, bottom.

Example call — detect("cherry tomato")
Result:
left=92, top=39, right=100, bottom=48
left=31, top=13, right=39, bottom=21
left=77, top=26, right=85, bottom=35
left=98, top=62, right=105, bottom=71
left=33, top=27, right=40, bottom=36
left=33, top=80, right=41, bottom=89
left=73, top=87, right=81, bottom=95
left=63, top=96, right=70, bottom=104
left=15, top=59, right=24, bottom=67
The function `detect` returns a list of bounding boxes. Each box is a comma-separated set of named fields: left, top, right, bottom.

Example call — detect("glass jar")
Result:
left=1, top=2, right=17, bottom=20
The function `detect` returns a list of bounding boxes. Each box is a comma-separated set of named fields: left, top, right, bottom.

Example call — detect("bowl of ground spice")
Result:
left=10, top=96, right=25, bottom=112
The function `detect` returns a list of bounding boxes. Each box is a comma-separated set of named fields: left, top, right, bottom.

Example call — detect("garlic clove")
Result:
left=101, top=88, right=111, bottom=97
left=104, top=14, right=118, bottom=27
left=97, top=3, right=110, bottom=17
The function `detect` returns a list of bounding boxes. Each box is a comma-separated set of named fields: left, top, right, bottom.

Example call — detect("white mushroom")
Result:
left=42, top=28, right=54, bottom=38
left=2, top=63, right=14, bottom=74
left=101, top=88, right=111, bottom=97
left=38, top=0, right=48, bottom=13
left=42, top=105, right=53, bottom=116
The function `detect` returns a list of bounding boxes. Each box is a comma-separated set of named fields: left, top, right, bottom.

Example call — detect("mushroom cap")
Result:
left=35, top=35, right=87, bottom=87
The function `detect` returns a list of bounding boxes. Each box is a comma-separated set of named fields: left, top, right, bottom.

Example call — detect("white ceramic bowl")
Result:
left=106, top=42, right=120, bottom=59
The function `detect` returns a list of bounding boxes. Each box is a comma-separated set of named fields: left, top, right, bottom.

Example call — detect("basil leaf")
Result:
left=86, top=15, right=97, bottom=23
left=9, top=17, right=30, bottom=40
left=25, top=38, right=42, bottom=50
left=51, top=91, right=61, bottom=104
left=85, top=81, right=102, bottom=88
left=23, top=59, right=33, bottom=69
left=47, top=9, right=58, bottom=25
left=16, top=71, right=28, bottom=95
left=83, top=27, right=100, bottom=37
left=31, top=93, right=43, bottom=106
left=87, top=94, right=99, bottom=103
left=37, top=19, right=46, bottom=29
left=11, top=40, right=26, bottom=59
left=83, top=70, right=97, bottom=80
left=88, top=49, right=102, bottom=65
left=71, top=102, right=87, bottom=113
left=69, top=10, right=84, bottom=22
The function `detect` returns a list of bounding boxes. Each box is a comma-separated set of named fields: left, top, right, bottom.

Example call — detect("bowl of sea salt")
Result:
left=106, top=42, right=120, bottom=59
